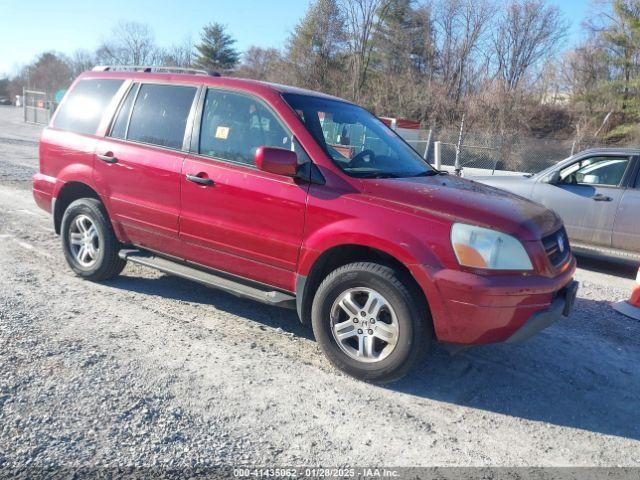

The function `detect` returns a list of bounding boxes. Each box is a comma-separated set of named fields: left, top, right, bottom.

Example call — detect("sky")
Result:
left=0, top=0, right=595, bottom=77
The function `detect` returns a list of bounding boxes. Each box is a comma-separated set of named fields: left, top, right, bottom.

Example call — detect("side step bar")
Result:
left=119, top=249, right=296, bottom=309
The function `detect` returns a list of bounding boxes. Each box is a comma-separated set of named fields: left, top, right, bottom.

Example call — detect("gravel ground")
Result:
left=1, top=105, right=639, bottom=469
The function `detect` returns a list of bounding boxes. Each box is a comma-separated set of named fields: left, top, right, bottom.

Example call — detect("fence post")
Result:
left=434, top=141, right=442, bottom=170
left=454, top=114, right=465, bottom=176
left=493, top=134, right=504, bottom=175
left=423, top=128, right=433, bottom=162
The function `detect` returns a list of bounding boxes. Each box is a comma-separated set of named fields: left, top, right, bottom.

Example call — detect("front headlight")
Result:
left=451, top=223, right=533, bottom=270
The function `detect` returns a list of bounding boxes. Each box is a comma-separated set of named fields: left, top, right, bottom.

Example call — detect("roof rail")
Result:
left=91, top=65, right=219, bottom=76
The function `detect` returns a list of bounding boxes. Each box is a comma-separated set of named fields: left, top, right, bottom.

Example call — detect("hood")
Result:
left=360, top=174, right=560, bottom=241
left=467, top=174, right=534, bottom=185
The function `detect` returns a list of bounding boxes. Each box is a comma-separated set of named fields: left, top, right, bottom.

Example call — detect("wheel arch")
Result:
left=296, top=244, right=430, bottom=328
left=53, top=181, right=102, bottom=234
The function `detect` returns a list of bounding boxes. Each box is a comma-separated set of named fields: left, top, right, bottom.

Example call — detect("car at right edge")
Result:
left=472, top=148, right=640, bottom=264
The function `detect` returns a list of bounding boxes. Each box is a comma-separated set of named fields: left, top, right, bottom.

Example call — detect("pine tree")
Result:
left=601, top=0, right=640, bottom=115
left=580, top=0, right=640, bottom=140
left=285, top=0, right=347, bottom=94
left=374, top=0, right=415, bottom=75
left=194, top=23, right=240, bottom=72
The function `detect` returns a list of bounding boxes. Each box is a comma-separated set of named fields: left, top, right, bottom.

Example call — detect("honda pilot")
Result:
left=33, top=66, right=578, bottom=382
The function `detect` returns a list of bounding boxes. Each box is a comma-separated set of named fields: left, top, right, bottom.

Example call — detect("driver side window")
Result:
left=559, top=156, right=630, bottom=187
left=199, top=89, right=295, bottom=167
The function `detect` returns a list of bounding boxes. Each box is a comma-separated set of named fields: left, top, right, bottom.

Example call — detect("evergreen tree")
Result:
left=194, top=23, right=240, bottom=72
left=285, top=0, right=347, bottom=94
left=368, top=0, right=435, bottom=118
left=374, top=0, right=416, bottom=75
left=600, top=0, right=640, bottom=116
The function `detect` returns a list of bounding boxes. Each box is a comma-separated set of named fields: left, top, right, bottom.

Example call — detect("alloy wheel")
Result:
left=330, top=287, right=399, bottom=363
left=68, top=214, right=100, bottom=268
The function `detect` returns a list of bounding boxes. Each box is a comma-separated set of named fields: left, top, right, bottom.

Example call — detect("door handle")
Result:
left=96, top=153, right=118, bottom=164
left=186, top=173, right=214, bottom=186
left=592, top=193, right=612, bottom=202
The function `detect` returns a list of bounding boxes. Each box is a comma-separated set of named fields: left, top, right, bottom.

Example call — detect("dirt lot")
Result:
left=1, top=105, right=639, bottom=468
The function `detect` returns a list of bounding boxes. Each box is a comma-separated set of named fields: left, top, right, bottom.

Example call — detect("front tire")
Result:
left=61, top=198, right=126, bottom=281
left=311, top=262, right=430, bottom=383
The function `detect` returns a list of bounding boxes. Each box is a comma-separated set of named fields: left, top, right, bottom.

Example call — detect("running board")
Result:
left=119, top=249, right=296, bottom=309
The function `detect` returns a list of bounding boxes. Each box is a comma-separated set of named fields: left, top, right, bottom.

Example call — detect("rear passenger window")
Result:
left=126, top=84, right=197, bottom=150
left=53, top=79, right=124, bottom=135
left=199, top=89, right=292, bottom=166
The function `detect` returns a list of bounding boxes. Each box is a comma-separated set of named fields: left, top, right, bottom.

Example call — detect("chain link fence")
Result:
left=404, top=130, right=618, bottom=175
left=23, top=89, right=55, bottom=125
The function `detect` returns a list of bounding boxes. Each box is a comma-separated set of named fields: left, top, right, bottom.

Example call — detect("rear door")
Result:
left=531, top=154, right=633, bottom=247
left=612, top=158, right=640, bottom=255
left=179, top=88, right=309, bottom=291
left=94, top=82, right=199, bottom=256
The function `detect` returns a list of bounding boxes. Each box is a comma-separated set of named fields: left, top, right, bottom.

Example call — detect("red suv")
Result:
left=33, top=66, right=578, bottom=382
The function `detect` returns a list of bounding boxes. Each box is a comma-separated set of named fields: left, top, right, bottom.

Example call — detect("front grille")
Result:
left=542, top=227, right=571, bottom=268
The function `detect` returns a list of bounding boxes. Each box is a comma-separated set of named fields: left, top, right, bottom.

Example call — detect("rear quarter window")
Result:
left=53, top=79, right=124, bottom=135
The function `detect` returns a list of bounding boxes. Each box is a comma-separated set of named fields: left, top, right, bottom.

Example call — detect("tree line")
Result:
left=2, top=0, right=640, bottom=145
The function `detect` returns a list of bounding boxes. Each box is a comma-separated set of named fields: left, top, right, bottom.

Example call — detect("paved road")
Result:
left=0, top=105, right=639, bottom=468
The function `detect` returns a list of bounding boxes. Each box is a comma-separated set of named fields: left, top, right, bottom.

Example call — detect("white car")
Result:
left=471, top=148, right=640, bottom=263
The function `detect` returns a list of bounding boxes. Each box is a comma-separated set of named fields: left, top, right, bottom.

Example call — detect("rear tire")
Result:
left=61, top=198, right=126, bottom=281
left=311, top=262, right=430, bottom=383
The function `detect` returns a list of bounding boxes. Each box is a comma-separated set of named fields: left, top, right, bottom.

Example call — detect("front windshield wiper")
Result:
left=407, top=170, right=441, bottom=177
left=355, top=170, right=443, bottom=179
left=355, top=172, right=404, bottom=179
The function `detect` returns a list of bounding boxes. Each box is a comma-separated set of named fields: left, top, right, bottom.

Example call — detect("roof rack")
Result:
left=92, top=65, right=221, bottom=76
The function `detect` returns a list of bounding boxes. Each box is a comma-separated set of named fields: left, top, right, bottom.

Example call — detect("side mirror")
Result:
left=255, top=146, right=298, bottom=177
left=546, top=171, right=560, bottom=184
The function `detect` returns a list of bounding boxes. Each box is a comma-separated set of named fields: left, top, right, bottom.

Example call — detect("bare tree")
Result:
left=341, top=0, right=392, bottom=101
left=96, top=21, right=161, bottom=66
left=69, top=49, right=96, bottom=76
left=236, top=46, right=283, bottom=81
left=492, top=0, right=568, bottom=93
left=162, top=37, right=195, bottom=68
left=435, top=0, right=495, bottom=106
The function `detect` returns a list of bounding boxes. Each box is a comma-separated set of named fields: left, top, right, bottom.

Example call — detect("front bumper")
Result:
left=506, top=280, right=578, bottom=343
left=409, top=256, right=577, bottom=345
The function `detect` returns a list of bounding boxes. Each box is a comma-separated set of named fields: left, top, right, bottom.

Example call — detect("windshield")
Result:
left=282, top=93, right=434, bottom=179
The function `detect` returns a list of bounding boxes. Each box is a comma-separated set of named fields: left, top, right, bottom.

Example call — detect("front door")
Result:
left=532, top=154, right=633, bottom=247
left=179, top=88, right=309, bottom=292
left=612, top=161, right=640, bottom=254
left=94, top=82, right=198, bottom=256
